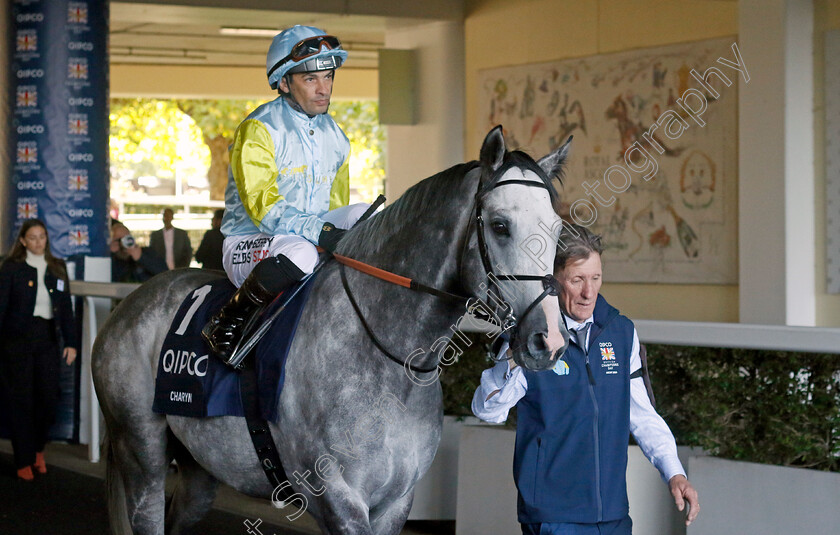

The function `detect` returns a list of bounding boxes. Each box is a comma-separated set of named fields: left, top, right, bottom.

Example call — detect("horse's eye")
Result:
left=491, top=222, right=510, bottom=237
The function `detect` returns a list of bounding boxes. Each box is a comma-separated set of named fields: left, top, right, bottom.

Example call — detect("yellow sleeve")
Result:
left=329, top=157, right=350, bottom=210
left=230, top=119, right=282, bottom=226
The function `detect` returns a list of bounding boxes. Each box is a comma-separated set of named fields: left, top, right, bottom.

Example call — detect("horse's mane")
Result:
left=339, top=149, right=559, bottom=258
left=338, top=161, right=479, bottom=258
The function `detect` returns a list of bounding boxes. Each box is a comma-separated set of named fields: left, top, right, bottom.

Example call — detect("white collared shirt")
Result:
left=471, top=313, right=686, bottom=483
left=163, top=227, right=175, bottom=270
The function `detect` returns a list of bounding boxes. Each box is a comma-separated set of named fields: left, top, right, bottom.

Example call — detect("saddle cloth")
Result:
left=151, top=276, right=316, bottom=421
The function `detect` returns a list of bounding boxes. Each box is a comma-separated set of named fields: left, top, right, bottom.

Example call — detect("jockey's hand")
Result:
left=318, top=222, right=346, bottom=254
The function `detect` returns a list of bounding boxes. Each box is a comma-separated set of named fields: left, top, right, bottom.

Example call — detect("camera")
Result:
left=120, top=235, right=136, bottom=248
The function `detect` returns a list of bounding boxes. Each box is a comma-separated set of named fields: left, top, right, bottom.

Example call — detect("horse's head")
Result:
left=463, top=126, right=571, bottom=371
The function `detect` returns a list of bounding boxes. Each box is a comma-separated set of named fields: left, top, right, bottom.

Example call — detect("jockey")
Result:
left=202, top=25, right=369, bottom=366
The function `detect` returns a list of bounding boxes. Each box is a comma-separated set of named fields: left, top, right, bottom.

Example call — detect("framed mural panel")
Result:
left=478, top=37, right=743, bottom=284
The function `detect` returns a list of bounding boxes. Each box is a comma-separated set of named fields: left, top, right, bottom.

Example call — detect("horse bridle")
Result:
left=471, top=177, right=561, bottom=333
left=338, top=169, right=560, bottom=374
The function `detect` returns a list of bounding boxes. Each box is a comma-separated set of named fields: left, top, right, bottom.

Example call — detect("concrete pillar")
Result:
left=738, top=0, right=816, bottom=325
left=383, top=20, right=465, bottom=200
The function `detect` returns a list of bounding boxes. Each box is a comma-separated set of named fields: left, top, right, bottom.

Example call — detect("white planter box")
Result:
left=687, top=456, right=840, bottom=535
left=409, top=415, right=479, bottom=520
left=455, top=423, right=700, bottom=535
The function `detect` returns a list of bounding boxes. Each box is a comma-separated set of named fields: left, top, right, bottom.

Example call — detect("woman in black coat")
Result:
left=0, top=219, right=77, bottom=480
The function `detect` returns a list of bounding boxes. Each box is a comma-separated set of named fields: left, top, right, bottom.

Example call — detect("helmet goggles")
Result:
left=268, top=35, right=343, bottom=79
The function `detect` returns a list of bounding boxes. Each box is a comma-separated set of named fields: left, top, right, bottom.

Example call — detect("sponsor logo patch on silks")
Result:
left=553, top=359, right=570, bottom=376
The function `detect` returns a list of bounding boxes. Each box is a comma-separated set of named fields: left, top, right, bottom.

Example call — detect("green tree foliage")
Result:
left=111, top=97, right=386, bottom=202
left=329, top=101, right=386, bottom=201
left=109, top=99, right=209, bottom=186
left=646, top=345, right=839, bottom=471
left=175, top=99, right=267, bottom=199
left=175, top=99, right=265, bottom=140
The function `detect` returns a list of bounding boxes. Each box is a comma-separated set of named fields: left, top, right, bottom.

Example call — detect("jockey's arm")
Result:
left=231, top=119, right=349, bottom=243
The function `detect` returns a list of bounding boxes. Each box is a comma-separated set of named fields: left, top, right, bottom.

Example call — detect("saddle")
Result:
left=152, top=276, right=316, bottom=421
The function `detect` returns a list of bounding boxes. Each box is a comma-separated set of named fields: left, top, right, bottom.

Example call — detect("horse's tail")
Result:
left=104, top=433, right=133, bottom=535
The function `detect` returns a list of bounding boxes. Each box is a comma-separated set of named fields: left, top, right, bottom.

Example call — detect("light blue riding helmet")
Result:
left=266, top=25, right=348, bottom=90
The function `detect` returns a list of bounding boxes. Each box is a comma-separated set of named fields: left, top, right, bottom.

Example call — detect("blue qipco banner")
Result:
left=6, top=0, right=109, bottom=257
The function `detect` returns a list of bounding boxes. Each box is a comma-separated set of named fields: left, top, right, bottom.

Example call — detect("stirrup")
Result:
left=204, top=303, right=268, bottom=370
left=222, top=308, right=267, bottom=369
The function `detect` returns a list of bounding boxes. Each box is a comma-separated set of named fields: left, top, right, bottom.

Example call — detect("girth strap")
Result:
left=239, top=363, right=294, bottom=499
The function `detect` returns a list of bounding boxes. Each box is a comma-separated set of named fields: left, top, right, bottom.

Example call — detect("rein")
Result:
left=334, top=253, right=469, bottom=304
left=338, top=262, right=442, bottom=374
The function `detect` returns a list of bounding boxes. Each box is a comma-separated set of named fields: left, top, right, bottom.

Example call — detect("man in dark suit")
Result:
left=194, top=209, right=224, bottom=271
left=149, top=207, right=192, bottom=269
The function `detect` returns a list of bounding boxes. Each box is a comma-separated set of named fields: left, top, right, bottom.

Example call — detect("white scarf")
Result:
left=25, top=250, right=53, bottom=319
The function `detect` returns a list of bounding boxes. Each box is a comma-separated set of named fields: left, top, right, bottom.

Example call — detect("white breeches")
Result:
left=221, top=203, right=370, bottom=287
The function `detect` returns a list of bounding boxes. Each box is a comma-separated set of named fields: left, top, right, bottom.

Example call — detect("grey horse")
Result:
left=92, top=126, right=571, bottom=535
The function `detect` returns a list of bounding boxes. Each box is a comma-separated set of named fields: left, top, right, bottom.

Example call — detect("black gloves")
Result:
left=318, top=222, right=346, bottom=254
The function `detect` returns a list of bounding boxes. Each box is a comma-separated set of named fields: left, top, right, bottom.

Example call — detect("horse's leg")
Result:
left=369, top=490, right=415, bottom=535
left=107, top=417, right=170, bottom=535
left=165, top=438, right=219, bottom=535
left=105, top=435, right=134, bottom=535
left=312, top=489, right=374, bottom=535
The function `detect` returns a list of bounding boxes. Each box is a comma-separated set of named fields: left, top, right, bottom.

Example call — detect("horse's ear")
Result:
left=538, top=135, right=573, bottom=182
left=480, top=125, right=507, bottom=177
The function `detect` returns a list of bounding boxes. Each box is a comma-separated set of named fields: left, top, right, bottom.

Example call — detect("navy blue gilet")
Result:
left=514, top=295, right=635, bottom=524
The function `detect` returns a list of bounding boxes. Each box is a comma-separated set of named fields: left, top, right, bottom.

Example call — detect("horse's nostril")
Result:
left=527, top=332, right=549, bottom=354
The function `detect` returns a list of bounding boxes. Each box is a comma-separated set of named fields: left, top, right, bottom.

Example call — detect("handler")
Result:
left=472, top=223, right=699, bottom=534
left=202, top=25, right=369, bottom=365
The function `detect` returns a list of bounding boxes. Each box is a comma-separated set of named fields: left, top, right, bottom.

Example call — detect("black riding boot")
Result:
left=202, top=255, right=305, bottom=367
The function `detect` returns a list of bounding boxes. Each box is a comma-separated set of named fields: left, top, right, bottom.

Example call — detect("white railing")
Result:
left=461, top=315, right=840, bottom=354
left=70, top=280, right=140, bottom=462
left=634, top=319, right=840, bottom=354
left=69, top=284, right=840, bottom=463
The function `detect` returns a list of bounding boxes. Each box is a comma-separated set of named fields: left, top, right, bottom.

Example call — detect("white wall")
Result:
left=688, top=456, right=840, bottom=535
left=408, top=416, right=470, bottom=520
left=383, top=20, right=466, bottom=201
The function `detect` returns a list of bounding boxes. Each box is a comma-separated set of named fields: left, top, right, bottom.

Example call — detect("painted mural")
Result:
left=479, top=37, right=744, bottom=284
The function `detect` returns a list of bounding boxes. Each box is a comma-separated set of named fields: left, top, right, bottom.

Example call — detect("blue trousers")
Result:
left=521, top=516, right=632, bottom=535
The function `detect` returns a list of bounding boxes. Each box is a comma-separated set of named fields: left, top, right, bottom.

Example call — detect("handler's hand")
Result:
left=63, top=347, right=77, bottom=365
left=669, top=474, right=699, bottom=526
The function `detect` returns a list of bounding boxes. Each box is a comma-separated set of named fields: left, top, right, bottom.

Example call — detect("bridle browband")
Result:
left=338, top=168, right=559, bottom=374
